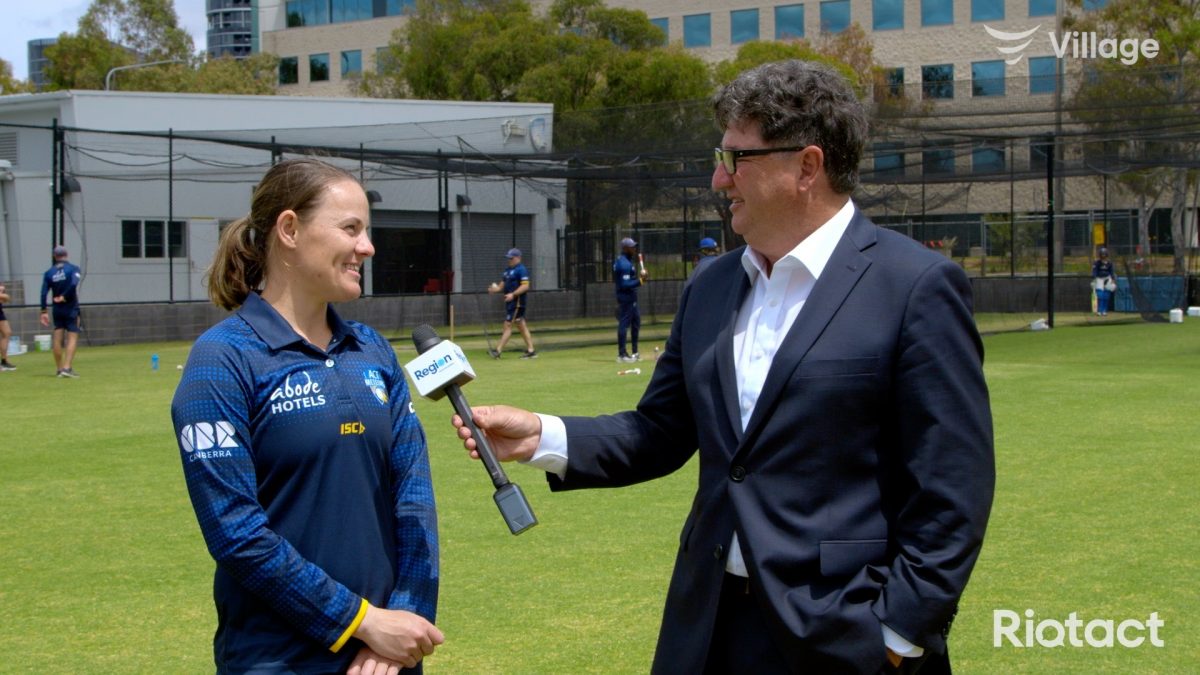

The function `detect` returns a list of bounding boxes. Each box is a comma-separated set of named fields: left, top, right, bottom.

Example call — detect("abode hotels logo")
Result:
left=269, top=371, right=326, bottom=414
left=985, top=24, right=1159, bottom=65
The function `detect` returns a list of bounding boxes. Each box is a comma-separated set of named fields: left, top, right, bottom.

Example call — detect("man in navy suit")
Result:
left=453, top=60, right=994, bottom=675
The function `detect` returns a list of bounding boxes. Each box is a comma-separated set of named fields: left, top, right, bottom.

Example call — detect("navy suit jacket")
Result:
left=552, top=211, right=994, bottom=674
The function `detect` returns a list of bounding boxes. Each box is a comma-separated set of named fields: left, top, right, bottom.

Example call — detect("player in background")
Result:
left=39, top=245, right=83, bottom=378
left=487, top=248, right=536, bottom=359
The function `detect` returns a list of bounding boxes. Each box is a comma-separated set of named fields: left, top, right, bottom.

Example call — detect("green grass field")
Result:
left=0, top=318, right=1196, bottom=673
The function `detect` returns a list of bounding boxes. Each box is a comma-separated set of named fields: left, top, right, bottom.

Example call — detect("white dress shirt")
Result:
left=525, top=199, right=921, bottom=657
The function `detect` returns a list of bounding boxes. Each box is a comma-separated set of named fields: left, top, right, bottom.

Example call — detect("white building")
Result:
left=0, top=90, right=564, bottom=305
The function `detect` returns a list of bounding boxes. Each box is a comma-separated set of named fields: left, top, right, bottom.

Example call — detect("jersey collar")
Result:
left=238, top=292, right=360, bottom=352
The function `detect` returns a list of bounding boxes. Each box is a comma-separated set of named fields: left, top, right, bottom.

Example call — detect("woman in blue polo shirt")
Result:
left=172, top=158, right=442, bottom=673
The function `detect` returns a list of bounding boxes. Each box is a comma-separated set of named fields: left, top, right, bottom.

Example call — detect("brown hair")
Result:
left=207, top=158, right=360, bottom=310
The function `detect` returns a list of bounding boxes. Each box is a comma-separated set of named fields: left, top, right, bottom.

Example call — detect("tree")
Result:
left=43, top=0, right=278, bottom=96
left=360, top=0, right=711, bottom=115
left=45, top=0, right=194, bottom=91
left=1, top=59, right=34, bottom=95
left=1065, top=0, right=1200, bottom=273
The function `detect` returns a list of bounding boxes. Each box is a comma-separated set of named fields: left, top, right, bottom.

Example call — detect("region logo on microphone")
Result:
left=413, top=353, right=455, bottom=380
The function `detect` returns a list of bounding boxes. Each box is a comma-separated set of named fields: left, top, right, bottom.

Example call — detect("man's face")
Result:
left=711, top=121, right=802, bottom=251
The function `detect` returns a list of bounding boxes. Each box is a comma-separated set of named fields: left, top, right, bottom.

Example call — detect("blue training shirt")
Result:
left=40, top=261, right=82, bottom=310
left=502, top=262, right=529, bottom=295
left=613, top=254, right=640, bottom=294
left=171, top=292, right=438, bottom=672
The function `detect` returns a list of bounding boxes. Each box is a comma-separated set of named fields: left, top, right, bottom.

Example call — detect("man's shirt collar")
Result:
left=741, top=198, right=856, bottom=284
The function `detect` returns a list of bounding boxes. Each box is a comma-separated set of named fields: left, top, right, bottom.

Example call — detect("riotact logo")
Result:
left=994, top=609, right=1165, bottom=648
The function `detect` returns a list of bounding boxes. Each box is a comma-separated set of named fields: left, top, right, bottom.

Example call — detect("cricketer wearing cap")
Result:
left=39, top=246, right=83, bottom=377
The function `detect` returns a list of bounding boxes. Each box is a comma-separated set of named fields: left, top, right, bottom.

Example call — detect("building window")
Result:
left=650, top=17, right=669, bottom=44
left=285, top=0, right=329, bottom=27
left=972, top=60, right=1005, bottom=96
left=1029, top=0, right=1056, bottom=16
left=873, top=142, right=905, bottom=177
left=820, top=0, right=850, bottom=33
left=877, top=67, right=905, bottom=99
left=731, top=9, right=759, bottom=44
left=873, top=0, right=904, bottom=30
left=1082, top=0, right=1107, bottom=10
left=310, top=53, right=330, bottom=82
left=921, top=0, right=953, bottom=26
left=923, top=142, right=956, bottom=175
left=921, top=64, right=954, bottom=99
left=122, top=219, right=187, bottom=259
left=973, top=142, right=1005, bottom=173
left=1030, top=135, right=1052, bottom=172
left=279, top=57, right=299, bottom=84
left=1029, top=56, right=1057, bottom=94
left=683, top=13, right=711, bottom=48
left=972, top=0, right=1004, bottom=21
left=775, top=4, right=805, bottom=39
left=341, top=50, right=362, bottom=77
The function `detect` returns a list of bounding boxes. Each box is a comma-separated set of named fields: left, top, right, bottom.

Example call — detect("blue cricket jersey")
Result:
left=171, top=292, right=438, bottom=673
left=40, top=261, right=82, bottom=310
left=502, top=262, right=529, bottom=295
left=613, top=255, right=640, bottom=294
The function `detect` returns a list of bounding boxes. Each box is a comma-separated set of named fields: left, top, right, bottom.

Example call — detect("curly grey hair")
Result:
left=713, top=60, right=868, bottom=194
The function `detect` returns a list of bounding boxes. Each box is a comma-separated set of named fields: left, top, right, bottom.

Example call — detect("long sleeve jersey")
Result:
left=171, top=292, right=438, bottom=672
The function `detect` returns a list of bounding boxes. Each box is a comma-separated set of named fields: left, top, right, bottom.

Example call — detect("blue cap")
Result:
left=506, top=248, right=522, bottom=258
left=620, top=237, right=637, bottom=248
left=699, top=237, right=717, bottom=249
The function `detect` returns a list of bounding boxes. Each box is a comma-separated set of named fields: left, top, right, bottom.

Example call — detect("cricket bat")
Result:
left=638, top=253, right=646, bottom=275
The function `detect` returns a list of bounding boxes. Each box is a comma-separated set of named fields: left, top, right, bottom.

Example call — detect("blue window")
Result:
left=820, top=0, right=850, bottom=33
left=341, top=50, right=362, bottom=77
left=683, top=13, right=712, bottom=48
left=923, top=142, right=956, bottom=175
left=873, top=0, right=903, bottom=30
left=1083, top=0, right=1107, bottom=10
left=731, top=9, right=759, bottom=44
left=775, top=4, right=805, bottom=39
left=922, top=0, right=953, bottom=26
left=309, top=53, right=330, bottom=82
left=973, top=143, right=1005, bottom=173
left=874, top=143, right=905, bottom=177
left=279, top=57, right=298, bottom=84
left=1029, top=0, right=1055, bottom=16
left=972, top=60, right=1005, bottom=96
left=1029, top=56, right=1057, bottom=94
left=972, top=0, right=1004, bottom=21
left=650, top=17, right=669, bottom=44
left=876, top=67, right=904, bottom=99
left=922, top=64, right=954, bottom=99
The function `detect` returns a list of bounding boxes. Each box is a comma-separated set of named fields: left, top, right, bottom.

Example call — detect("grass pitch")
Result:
left=0, top=318, right=1195, bottom=673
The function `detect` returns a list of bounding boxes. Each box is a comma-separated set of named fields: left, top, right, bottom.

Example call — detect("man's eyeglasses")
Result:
left=713, top=146, right=807, bottom=175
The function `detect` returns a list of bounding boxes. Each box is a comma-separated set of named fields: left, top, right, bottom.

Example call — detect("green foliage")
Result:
left=361, top=0, right=711, bottom=116
left=0, top=59, right=33, bottom=95
left=1064, top=0, right=1200, bottom=273
left=42, top=0, right=278, bottom=95
left=0, top=321, right=1197, bottom=671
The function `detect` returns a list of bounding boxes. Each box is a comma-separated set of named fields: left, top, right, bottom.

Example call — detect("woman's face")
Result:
left=290, top=179, right=374, bottom=304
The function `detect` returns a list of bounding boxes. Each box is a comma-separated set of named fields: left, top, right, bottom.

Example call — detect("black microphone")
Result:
left=407, top=324, right=537, bottom=535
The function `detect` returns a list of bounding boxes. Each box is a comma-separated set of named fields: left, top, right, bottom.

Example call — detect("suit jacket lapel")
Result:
left=715, top=262, right=752, bottom=447
left=737, top=214, right=877, bottom=452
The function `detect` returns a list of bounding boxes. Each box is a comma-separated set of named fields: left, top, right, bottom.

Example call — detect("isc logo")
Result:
left=340, top=421, right=366, bottom=435
left=179, top=421, right=239, bottom=453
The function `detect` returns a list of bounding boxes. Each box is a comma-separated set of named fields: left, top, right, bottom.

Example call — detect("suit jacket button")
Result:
left=729, top=465, right=746, bottom=482
left=714, top=545, right=724, bottom=560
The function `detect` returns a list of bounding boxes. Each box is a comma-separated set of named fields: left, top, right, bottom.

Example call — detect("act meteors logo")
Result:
left=363, top=369, right=388, bottom=405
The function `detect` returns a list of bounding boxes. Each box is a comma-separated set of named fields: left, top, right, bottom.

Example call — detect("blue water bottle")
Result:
left=151, top=353, right=159, bottom=370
